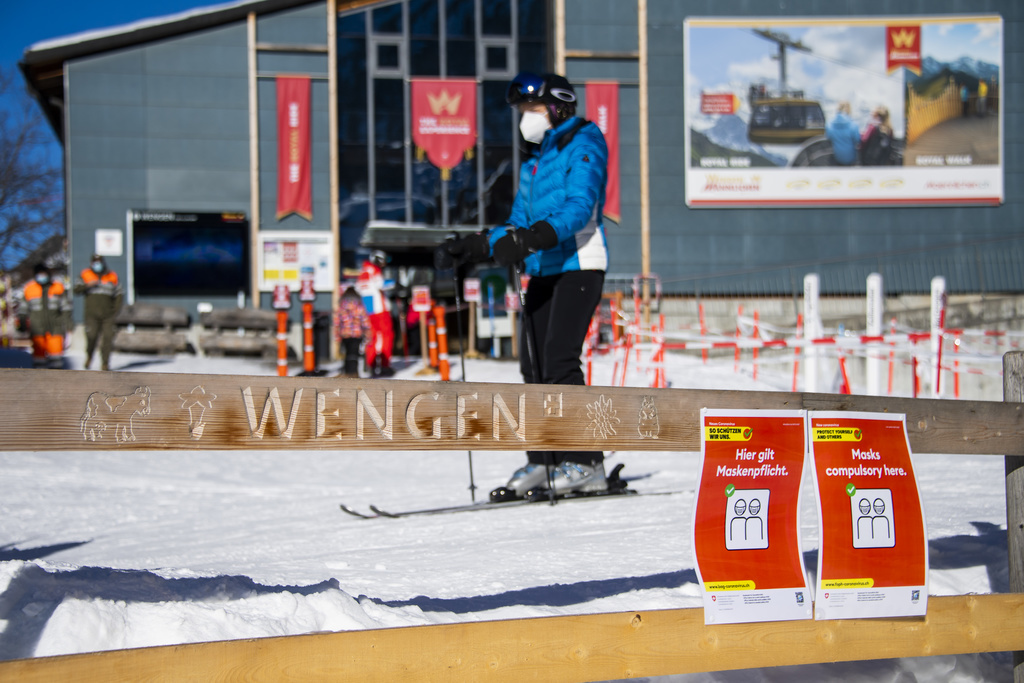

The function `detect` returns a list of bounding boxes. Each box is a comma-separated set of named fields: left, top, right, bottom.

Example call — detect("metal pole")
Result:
left=449, top=250, right=477, bottom=501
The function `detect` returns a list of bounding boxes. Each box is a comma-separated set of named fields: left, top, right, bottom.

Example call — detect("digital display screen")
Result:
left=131, top=211, right=249, bottom=296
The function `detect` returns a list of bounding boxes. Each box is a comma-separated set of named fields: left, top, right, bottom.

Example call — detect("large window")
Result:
left=336, top=0, right=547, bottom=267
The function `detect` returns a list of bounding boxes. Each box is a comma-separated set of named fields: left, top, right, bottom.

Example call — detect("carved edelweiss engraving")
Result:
left=586, top=394, right=620, bottom=439
left=80, top=386, right=153, bottom=442
left=180, top=386, right=218, bottom=439
left=638, top=395, right=660, bottom=439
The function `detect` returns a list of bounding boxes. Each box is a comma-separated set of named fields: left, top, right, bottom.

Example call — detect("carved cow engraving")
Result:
left=81, top=386, right=152, bottom=442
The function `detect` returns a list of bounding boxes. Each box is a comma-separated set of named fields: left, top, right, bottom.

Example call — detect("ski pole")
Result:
left=448, top=245, right=477, bottom=502
left=510, top=261, right=555, bottom=505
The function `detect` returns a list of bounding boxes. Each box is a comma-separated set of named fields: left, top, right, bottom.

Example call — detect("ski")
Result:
left=340, top=488, right=683, bottom=520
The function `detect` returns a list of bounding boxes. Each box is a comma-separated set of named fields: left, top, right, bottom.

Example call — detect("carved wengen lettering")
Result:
left=457, top=393, right=477, bottom=439
left=242, top=387, right=303, bottom=439
left=493, top=393, right=526, bottom=441
left=357, top=389, right=393, bottom=440
left=406, top=392, right=441, bottom=439
left=317, top=389, right=341, bottom=439
left=241, top=387, right=533, bottom=442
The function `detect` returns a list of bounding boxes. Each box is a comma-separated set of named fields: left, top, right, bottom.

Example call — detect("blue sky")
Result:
left=1, top=1, right=217, bottom=72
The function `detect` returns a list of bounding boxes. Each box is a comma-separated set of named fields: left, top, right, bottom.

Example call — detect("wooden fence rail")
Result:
left=0, top=362, right=1021, bottom=681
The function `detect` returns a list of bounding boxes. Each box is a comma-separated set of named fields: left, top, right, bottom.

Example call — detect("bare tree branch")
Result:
left=0, top=66, right=63, bottom=272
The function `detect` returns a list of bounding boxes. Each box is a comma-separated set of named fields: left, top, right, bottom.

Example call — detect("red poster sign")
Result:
left=700, top=92, right=739, bottom=115
left=886, top=24, right=922, bottom=75
left=272, top=285, right=292, bottom=310
left=693, top=409, right=811, bottom=624
left=411, top=79, right=477, bottom=180
left=462, top=277, right=481, bottom=304
left=276, top=76, right=312, bottom=220
left=585, top=83, right=620, bottom=223
left=810, top=412, right=927, bottom=620
left=411, top=285, right=432, bottom=313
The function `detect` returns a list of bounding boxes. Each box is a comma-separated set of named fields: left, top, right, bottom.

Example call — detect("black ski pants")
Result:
left=519, top=269, right=605, bottom=467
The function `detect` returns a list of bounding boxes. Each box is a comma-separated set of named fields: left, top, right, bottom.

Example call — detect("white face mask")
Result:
left=518, top=110, right=550, bottom=144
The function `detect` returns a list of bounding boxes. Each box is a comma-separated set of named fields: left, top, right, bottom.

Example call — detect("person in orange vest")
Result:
left=74, top=253, right=123, bottom=370
left=19, top=263, right=72, bottom=368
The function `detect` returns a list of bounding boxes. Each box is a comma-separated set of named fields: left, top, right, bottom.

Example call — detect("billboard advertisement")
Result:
left=684, top=15, right=1002, bottom=207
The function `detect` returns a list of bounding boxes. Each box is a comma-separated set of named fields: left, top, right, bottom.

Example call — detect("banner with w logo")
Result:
left=411, top=78, right=477, bottom=180
left=276, top=76, right=312, bottom=221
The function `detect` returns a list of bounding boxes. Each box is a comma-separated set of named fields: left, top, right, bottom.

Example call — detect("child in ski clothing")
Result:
left=334, top=285, right=371, bottom=377
left=355, top=250, right=395, bottom=377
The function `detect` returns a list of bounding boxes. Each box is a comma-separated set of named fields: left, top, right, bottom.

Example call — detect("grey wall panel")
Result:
left=142, top=74, right=248, bottom=108
left=69, top=136, right=147, bottom=168
left=257, top=3, right=327, bottom=45
left=67, top=103, right=147, bottom=137
left=146, top=169, right=251, bottom=203
left=145, top=138, right=249, bottom=170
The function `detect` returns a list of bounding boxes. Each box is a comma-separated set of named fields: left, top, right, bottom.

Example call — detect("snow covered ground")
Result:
left=0, top=346, right=1013, bottom=681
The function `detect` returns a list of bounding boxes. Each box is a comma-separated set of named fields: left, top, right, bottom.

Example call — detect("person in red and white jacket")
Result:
left=355, top=250, right=395, bottom=377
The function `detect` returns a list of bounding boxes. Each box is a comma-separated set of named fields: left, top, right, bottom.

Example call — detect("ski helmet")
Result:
left=506, top=72, right=577, bottom=123
left=369, top=249, right=387, bottom=267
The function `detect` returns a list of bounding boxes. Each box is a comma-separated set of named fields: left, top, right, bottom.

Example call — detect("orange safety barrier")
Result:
left=427, top=315, right=438, bottom=368
left=302, top=302, right=315, bottom=374
left=433, top=304, right=450, bottom=381
left=276, top=310, right=289, bottom=377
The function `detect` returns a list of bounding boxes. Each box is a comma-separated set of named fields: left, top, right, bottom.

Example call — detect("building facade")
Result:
left=20, top=0, right=1022, bottom=321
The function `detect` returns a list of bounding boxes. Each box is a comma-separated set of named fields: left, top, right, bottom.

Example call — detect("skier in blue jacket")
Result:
left=436, top=72, right=611, bottom=501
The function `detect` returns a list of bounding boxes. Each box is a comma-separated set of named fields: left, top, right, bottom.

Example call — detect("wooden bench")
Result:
left=198, top=308, right=285, bottom=359
left=112, top=303, right=192, bottom=355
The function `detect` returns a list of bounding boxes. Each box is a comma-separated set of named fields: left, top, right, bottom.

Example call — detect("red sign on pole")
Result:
left=298, top=266, right=316, bottom=302
left=276, top=76, right=312, bottom=220
left=411, top=285, right=432, bottom=313
left=810, top=412, right=928, bottom=620
left=463, top=278, right=481, bottom=304
left=272, top=284, right=292, bottom=310
left=411, top=79, right=477, bottom=180
left=693, top=409, right=811, bottom=625
left=585, top=82, right=620, bottom=223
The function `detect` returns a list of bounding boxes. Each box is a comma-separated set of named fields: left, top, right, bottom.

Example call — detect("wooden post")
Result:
left=637, top=0, right=651, bottom=325
left=1004, top=350, right=1024, bottom=682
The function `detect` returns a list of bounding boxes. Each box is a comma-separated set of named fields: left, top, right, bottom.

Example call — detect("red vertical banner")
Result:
left=410, top=78, right=477, bottom=180
left=276, top=76, right=312, bottom=221
left=586, top=82, right=620, bottom=223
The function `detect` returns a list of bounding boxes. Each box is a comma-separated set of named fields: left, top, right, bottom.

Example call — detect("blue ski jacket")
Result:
left=488, top=116, right=609, bottom=276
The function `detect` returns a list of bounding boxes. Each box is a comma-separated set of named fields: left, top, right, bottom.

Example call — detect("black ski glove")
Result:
left=492, top=221, right=558, bottom=267
left=434, top=232, right=491, bottom=270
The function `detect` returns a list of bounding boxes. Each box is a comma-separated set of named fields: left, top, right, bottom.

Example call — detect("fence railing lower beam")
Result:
left=3, top=594, right=1023, bottom=683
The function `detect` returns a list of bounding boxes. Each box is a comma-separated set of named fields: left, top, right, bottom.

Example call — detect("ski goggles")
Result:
left=506, top=72, right=576, bottom=106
